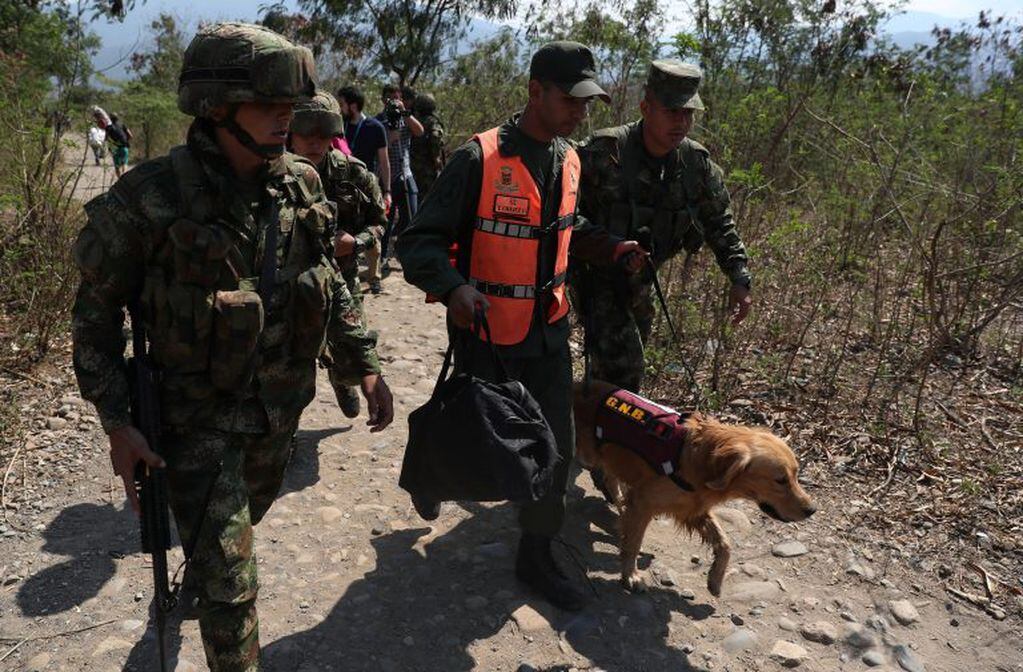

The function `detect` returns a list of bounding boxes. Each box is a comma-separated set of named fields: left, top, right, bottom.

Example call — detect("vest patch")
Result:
left=595, top=388, right=689, bottom=484
left=493, top=194, right=530, bottom=220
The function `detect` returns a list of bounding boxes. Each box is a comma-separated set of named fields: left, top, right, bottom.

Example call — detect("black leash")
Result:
left=646, top=256, right=678, bottom=342
left=631, top=254, right=705, bottom=408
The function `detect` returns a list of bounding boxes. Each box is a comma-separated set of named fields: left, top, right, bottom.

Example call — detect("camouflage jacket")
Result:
left=409, top=114, right=445, bottom=196
left=320, top=148, right=386, bottom=257
left=72, top=121, right=380, bottom=435
left=577, top=121, right=750, bottom=286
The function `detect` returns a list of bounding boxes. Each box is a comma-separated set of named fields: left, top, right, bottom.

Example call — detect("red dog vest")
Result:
left=594, top=388, right=692, bottom=489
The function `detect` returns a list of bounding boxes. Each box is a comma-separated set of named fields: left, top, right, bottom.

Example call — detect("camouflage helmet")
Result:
left=178, top=22, right=316, bottom=118
left=291, top=89, right=344, bottom=137
left=413, top=92, right=437, bottom=117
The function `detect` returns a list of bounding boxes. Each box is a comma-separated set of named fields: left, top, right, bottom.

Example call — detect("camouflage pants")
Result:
left=163, top=418, right=299, bottom=672
left=571, top=267, right=655, bottom=394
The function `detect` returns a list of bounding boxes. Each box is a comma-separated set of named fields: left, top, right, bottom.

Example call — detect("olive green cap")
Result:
left=646, top=60, right=704, bottom=111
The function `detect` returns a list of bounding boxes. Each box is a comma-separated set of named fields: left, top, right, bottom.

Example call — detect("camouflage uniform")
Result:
left=572, top=61, right=750, bottom=392
left=292, top=90, right=388, bottom=405
left=409, top=93, right=445, bottom=198
left=72, top=24, right=380, bottom=672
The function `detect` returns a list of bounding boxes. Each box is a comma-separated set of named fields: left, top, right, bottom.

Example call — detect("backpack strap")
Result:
left=169, top=145, right=215, bottom=223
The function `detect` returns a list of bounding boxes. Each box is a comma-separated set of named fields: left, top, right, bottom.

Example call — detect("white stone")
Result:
left=800, top=620, right=838, bottom=645
left=772, top=541, right=809, bottom=558
left=726, top=581, right=781, bottom=603
left=318, top=506, right=344, bottom=523
left=770, top=640, right=808, bottom=668
left=511, top=604, right=551, bottom=633
left=722, top=628, right=758, bottom=653
left=888, top=599, right=920, bottom=625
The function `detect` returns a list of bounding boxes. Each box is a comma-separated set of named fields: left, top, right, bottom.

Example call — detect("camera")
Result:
left=383, top=99, right=403, bottom=130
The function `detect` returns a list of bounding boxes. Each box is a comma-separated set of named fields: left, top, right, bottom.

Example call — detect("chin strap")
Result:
left=216, top=105, right=286, bottom=159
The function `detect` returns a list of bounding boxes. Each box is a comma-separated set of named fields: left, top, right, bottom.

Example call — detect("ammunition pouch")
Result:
left=210, top=290, right=264, bottom=391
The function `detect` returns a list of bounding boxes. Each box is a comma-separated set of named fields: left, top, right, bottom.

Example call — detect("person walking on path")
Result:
left=571, top=60, right=752, bottom=394
left=72, top=23, right=392, bottom=671
left=105, top=112, right=134, bottom=177
left=289, top=89, right=388, bottom=419
left=397, top=41, right=646, bottom=612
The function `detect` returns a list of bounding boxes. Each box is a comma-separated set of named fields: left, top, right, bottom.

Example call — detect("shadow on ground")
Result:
left=17, top=502, right=135, bottom=617
left=264, top=499, right=712, bottom=671
left=279, top=426, right=352, bottom=497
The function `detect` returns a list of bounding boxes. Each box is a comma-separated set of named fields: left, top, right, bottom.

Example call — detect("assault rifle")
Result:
left=128, top=304, right=173, bottom=672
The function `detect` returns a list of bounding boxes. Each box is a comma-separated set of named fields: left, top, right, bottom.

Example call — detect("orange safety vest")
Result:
left=467, top=126, right=580, bottom=345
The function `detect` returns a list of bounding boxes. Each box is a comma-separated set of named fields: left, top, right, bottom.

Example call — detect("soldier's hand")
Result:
left=360, top=374, right=394, bottom=432
left=382, top=192, right=393, bottom=214
left=108, top=425, right=165, bottom=515
left=334, top=231, right=356, bottom=257
left=447, top=284, right=490, bottom=329
left=613, top=241, right=649, bottom=273
left=729, top=283, right=752, bottom=326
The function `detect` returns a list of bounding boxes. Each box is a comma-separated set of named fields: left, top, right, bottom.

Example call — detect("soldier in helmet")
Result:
left=573, top=60, right=753, bottom=394
left=71, top=23, right=393, bottom=670
left=289, top=88, right=388, bottom=418
left=409, top=92, right=445, bottom=198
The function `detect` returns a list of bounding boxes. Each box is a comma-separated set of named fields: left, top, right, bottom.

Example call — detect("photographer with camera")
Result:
left=376, top=84, right=424, bottom=286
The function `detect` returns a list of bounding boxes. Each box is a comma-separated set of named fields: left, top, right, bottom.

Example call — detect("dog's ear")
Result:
left=706, top=444, right=751, bottom=491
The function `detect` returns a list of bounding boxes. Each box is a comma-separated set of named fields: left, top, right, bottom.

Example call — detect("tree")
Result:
left=129, top=13, right=187, bottom=92
left=102, top=12, right=189, bottom=160
left=526, top=0, right=664, bottom=122
left=279, top=0, right=518, bottom=85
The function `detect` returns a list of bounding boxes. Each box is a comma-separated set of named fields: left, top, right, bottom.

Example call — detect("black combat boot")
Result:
left=515, top=533, right=587, bottom=612
left=410, top=491, right=441, bottom=521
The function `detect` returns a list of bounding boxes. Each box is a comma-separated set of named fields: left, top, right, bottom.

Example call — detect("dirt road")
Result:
left=0, top=153, right=1020, bottom=671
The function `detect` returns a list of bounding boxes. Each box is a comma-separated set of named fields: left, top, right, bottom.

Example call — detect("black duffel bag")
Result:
left=399, top=313, right=558, bottom=506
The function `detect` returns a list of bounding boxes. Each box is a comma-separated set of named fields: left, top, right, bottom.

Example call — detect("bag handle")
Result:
left=431, top=307, right=510, bottom=396
left=472, top=308, right=510, bottom=383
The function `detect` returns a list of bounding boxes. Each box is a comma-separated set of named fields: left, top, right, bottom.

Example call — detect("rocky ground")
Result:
left=0, top=269, right=1020, bottom=672
left=0, top=152, right=1020, bottom=671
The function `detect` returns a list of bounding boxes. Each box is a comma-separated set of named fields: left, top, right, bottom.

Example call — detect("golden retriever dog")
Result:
left=573, top=380, right=816, bottom=596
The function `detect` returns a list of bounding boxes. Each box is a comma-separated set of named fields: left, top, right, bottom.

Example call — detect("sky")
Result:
left=902, top=0, right=1023, bottom=17
left=88, top=0, right=1023, bottom=80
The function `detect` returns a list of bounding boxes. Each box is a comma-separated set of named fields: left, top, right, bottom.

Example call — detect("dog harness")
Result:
left=594, top=388, right=692, bottom=491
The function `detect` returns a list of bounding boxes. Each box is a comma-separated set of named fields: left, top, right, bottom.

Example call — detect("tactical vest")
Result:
left=593, top=125, right=706, bottom=265
left=133, top=145, right=334, bottom=425
left=468, top=127, right=579, bottom=345
left=595, top=387, right=692, bottom=490
left=323, top=149, right=370, bottom=236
